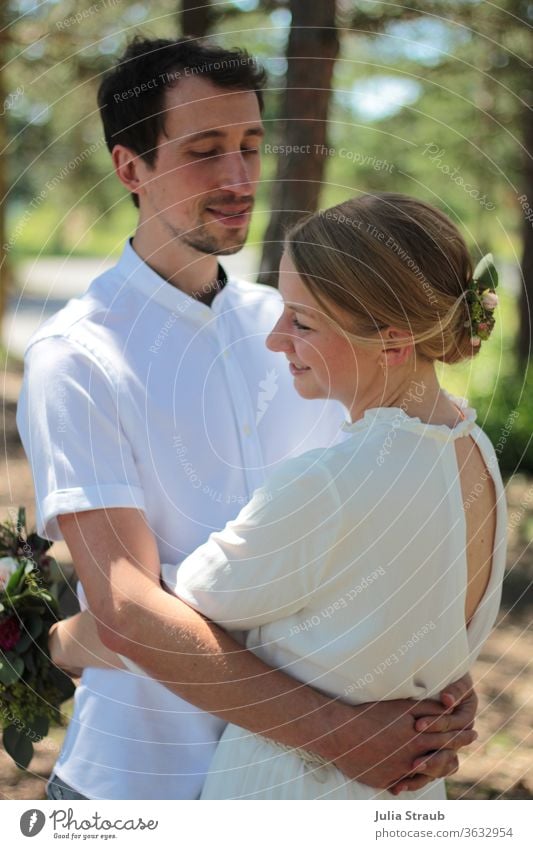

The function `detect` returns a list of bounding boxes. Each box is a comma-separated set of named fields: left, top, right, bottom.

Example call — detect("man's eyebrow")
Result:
left=181, top=126, right=265, bottom=144
left=244, top=126, right=265, bottom=138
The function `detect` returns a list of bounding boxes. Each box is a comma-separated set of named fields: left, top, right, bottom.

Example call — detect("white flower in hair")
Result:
left=482, top=292, right=499, bottom=310
left=0, top=556, right=19, bottom=590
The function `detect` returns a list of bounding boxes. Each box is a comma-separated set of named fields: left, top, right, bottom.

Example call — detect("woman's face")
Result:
left=266, top=253, right=381, bottom=411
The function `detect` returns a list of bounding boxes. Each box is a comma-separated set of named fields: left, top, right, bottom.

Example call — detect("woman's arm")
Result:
left=169, top=460, right=343, bottom=629
left=49, top=612, right=126, bottom=674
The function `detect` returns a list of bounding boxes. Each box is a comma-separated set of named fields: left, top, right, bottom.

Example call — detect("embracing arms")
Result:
left=52, top=507, right=476, bottom=792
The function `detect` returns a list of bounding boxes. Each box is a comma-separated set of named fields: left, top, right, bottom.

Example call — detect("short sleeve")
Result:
left=16, top=336, right=145, bottom=540
left=166, top=457, right=342, bottom=630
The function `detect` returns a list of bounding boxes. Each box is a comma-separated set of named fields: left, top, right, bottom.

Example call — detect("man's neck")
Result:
left=132, top=229, right=221, bottom=302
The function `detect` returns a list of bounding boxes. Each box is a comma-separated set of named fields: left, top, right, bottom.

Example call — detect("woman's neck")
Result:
left=349, top=362, right=464, bottom=428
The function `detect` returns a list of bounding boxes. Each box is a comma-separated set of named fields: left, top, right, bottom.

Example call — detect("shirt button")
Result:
left=243, top=424, right=251, bottom=436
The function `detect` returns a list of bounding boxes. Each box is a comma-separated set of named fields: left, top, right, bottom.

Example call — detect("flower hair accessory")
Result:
left=465, top=253, right=499, bottom=347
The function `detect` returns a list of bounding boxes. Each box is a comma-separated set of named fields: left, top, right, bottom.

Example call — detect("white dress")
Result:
left=165, top=396, right=507, bottom=800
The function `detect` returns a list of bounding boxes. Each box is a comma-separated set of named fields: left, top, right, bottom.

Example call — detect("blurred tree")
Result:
left=2, top=0, right=530, bottom=370
left=0, top=0, right=13, bottom=334
left=2, top=0, right=179, bottom=266
left=180, top=0, right=213, bottom=38
left=256, top=0, right=495, bottom=287
left=518, top=89, right=533, bottom=362
left=508, top=2, right=533, bottom=363
left=259, top=0, right=339, bottom=286
left=336, top=1, right=532, bottom=362
left=435, top=0, right=533, bottom=364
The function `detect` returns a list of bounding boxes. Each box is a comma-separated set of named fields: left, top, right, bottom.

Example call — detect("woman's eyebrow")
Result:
left=284, top=302, right=318, bottom=316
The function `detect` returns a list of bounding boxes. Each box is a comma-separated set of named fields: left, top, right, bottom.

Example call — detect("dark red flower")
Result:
left=0, top=615, right=21, bottom=651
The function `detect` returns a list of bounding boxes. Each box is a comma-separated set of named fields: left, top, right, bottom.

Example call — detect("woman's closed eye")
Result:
left=292, top=317, right=312, bottom=331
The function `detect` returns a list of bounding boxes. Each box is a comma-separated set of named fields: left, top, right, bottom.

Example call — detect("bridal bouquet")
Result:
left=0, top=508, right=75, bottom=768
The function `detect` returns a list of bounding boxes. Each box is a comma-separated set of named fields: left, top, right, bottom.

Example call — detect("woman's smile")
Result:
left=266, top=253, right=379, bottom=412
left=288, top=360, right=311, bottom=376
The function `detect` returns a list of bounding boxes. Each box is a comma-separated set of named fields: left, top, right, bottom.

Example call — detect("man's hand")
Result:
left=412, top=673, right=477, bottom=734
left=387, top=673, right=478, bottom=794
left=316, top=674, right=478, bottom=793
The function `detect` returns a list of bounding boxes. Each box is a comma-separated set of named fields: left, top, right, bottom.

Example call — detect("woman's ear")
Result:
left=380, top=327, right=414, bottom=367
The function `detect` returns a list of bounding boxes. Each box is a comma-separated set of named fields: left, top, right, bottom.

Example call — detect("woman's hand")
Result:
left=48, top=621, right=84, bottom=678
left=48, top=611, right=126, bottom=674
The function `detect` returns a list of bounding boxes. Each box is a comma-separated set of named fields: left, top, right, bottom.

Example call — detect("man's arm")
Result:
left=49, top=607, right=478, bottom=794
left=57, top=507, right=476, bottom=790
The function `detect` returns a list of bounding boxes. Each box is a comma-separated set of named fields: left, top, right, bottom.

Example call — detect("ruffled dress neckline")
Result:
left=341, top=392, right=478, bottom=443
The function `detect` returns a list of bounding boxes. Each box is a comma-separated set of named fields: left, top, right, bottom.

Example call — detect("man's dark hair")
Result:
left=97, top=36, right=266, bottom=207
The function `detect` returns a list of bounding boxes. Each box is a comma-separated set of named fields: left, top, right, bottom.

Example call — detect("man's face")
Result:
left=134, top=76, right=264, bottom=255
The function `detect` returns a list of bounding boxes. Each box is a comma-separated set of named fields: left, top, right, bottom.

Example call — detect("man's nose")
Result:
left=266, top=316, right=294, bottom=352
left=219, top=151, right=254, bottom=194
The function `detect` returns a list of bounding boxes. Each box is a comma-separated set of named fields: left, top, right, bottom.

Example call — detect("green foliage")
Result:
left=0, top=509, right=75, bottom=769
left=3, top=0, right=180, bottom=257
left=469, top=366, right=533, bottom=476
left=2, top=724, right=34, bottom=769
left=436, top=283, right=530, bottom=474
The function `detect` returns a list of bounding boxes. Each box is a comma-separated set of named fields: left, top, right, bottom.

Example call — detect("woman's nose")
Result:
left=266, top=316, right=293, bottom=353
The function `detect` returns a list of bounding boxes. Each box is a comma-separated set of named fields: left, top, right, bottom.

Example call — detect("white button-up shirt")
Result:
left=17, top=240, right=344, bottom=800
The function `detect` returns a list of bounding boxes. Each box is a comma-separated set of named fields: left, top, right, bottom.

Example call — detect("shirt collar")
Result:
left=115, top=239, right=228, bottom=317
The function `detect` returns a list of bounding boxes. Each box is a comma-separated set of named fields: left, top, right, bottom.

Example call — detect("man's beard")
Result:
left=163, top=207, right=251, bottom=256
left=180, top=228, right=246, bottom=256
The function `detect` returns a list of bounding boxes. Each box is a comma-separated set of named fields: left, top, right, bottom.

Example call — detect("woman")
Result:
left=54, top=193, right=506, bottom=799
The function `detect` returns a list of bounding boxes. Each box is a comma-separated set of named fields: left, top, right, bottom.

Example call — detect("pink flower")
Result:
left=471, top=336, right=481, bottom=347
left=0, top=615, right=21, bottom=651
left=482, top=292, right=499, bottom=310
left=478, top=322, right=490, bottom=333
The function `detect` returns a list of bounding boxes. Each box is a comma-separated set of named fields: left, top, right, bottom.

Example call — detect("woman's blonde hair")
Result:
left=286, top=193, right=480, bottom=365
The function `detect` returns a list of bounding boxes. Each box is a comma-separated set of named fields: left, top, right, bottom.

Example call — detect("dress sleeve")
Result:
left=16, top=336, right=146, bottom=540
left=167, top=457, right=342, bottom=630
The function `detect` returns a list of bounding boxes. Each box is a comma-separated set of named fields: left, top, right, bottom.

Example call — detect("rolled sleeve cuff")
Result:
left=40, top=485, right=147, bottom=540
left=117, top=654, right=148, bottom=677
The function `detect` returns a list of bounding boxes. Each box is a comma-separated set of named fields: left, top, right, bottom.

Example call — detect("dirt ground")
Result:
left=1, top=358, right=532, bottom=801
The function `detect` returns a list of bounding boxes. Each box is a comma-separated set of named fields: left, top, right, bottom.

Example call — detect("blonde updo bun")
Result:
left=287, top=193, right=483, bottom=365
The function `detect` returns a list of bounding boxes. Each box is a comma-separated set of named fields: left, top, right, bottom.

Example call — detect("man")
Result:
left=17, top=37, right=476, bottom=801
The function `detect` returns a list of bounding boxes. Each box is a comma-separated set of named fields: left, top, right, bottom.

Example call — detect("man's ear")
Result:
left=111, top=145, right=145, bottom=203
left=380, top=327, right=415, bottom=367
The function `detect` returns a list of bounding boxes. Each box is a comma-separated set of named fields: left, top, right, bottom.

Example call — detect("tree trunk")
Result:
left=0, top=5, right=11, bottom=342
left=518, top=89, right=533, bottom=363
left=180, top=0, right=212, bottom=38
left=259, top=0, right=339, bottom=287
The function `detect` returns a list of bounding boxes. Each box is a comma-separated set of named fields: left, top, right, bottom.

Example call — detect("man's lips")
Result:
left=205, top=206, right=252, bottom=227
